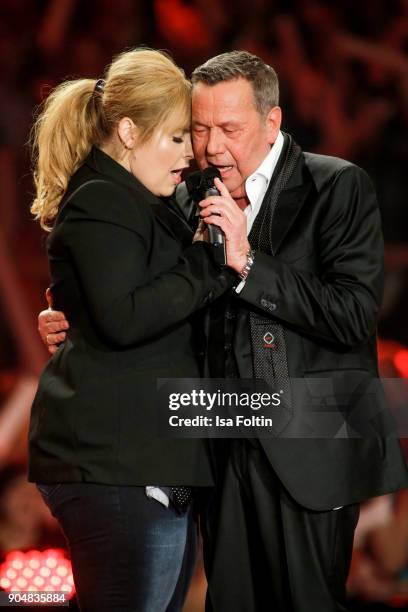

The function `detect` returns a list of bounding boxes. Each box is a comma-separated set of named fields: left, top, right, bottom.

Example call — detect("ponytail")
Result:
left=31, top=48, right=192, bottom=231
left=30, top=79, right=107, bottom=231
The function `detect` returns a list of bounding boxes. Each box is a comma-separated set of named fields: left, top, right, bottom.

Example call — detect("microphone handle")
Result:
left=204, top=187, right=226, bottom=266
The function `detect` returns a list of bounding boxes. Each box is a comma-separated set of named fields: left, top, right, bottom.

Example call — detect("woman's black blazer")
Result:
left=28, top=146, right=233, bottom=486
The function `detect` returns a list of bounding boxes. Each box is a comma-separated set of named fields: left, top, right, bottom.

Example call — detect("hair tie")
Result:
left=93, top=79, right=105, bottom=97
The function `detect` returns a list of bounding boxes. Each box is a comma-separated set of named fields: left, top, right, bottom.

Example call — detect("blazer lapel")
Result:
left=271, top=156, right=313, bottom=254
left=150, top=200, right=194, bottom=248
left=85, top=146, right=193, bottom=246
left=84, top=146, right=161, bottom=206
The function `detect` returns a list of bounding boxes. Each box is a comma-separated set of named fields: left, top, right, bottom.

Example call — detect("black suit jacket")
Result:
left=28, top=146, right=234, bottom=486
left=191, top=137, right=407, bottom=510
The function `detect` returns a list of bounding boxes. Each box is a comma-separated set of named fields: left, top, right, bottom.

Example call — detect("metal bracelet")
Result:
left=238, top=249, right=256, bottom=280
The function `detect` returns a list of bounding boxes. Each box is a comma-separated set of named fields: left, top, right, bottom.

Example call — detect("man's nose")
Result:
left=206, top=128, right=224, bottom=156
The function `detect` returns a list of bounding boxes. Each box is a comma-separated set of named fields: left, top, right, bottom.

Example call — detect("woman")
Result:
left=28, top=48, right=236, bottom=611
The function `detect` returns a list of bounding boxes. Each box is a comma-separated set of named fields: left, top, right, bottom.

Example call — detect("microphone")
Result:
left=184, top=170, right=203, bottom=203
left=200, top=167, right=226, bottom=266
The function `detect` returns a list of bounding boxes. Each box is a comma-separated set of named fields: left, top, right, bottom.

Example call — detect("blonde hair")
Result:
left=31, top=48, right=192, bottom=230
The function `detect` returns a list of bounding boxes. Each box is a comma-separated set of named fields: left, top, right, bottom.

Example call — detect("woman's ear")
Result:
left=117, top=117, right=137, bottom=149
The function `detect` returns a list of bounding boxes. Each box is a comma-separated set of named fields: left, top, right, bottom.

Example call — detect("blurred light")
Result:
left=0, top=578, right=11, bottom=589
left=6, top=569, right=17, bottom=580
left=394, top=349, right=408, bottom=378
left=0, top=550, right=75, bottom=599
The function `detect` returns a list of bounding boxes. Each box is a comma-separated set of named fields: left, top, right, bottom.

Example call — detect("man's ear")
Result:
left=117, top=117, right=137, bottom=149
left=265, top=106, right=282, bottom=145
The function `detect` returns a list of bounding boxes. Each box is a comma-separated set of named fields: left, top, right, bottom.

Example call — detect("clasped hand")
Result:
left=194, top=177, right=250, bottom=273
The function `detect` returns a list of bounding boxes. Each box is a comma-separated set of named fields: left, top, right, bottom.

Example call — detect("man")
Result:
left=39, top=51, right=407, bottom=611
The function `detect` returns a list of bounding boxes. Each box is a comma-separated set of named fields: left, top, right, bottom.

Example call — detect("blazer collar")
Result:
left=150, top=197, right=194, bottom=247
left=269, top=135, right=314, bottom=254
left=84, top=145, right=191, bottom=241
left=85, top=146, right=162, bottom=208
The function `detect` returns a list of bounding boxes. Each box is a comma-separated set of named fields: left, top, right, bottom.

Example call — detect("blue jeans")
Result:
left=37, top=483, right=197, bottom=612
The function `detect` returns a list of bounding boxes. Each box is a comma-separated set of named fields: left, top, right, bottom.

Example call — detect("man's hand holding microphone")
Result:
left=194, top=169, right=251, bottom=274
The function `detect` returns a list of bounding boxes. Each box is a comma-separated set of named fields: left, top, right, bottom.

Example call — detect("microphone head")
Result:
left=185, top=170, right=203, bottom=201
left=200, top=166, right=222, bottom=191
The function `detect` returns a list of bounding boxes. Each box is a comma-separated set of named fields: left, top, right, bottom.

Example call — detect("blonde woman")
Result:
left=28, top=48, right=237, bottom=611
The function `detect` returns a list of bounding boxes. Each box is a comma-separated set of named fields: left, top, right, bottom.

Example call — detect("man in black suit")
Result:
left=185, top=51, right=408, bottom=612
left=39, top=51, right=407, bottom=611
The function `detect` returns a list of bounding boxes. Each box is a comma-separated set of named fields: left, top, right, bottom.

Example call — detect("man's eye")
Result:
left=172, top=136, right=184, bottom=143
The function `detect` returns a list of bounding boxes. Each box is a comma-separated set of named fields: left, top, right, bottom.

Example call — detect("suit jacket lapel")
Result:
left=84, top=146, right=161, bottom=206
left=270, top=155, right=313, bottom=255
left=84, top=146, right=192, bottom=246
left=150, top=200, right=194, bottom=247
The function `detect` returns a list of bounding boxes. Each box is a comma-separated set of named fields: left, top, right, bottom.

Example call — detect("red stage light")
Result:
left=0, top=549, right=75, bottom=598
left=394, top=349, right=408, bottom=378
